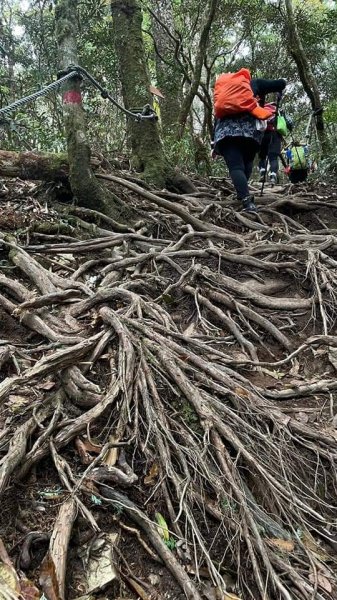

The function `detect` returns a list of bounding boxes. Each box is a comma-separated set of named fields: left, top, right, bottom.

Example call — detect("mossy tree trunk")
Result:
left=111, top=0, right=169, bottom=187
left=55, top=0, right=121, bottom=216
left=110, top=0, right=196, bottom=192
left=283, top=0, right=327, bottom=154
left=149, top=0, right=182, bottom=139
left=0, top=149, right=99, bottom=180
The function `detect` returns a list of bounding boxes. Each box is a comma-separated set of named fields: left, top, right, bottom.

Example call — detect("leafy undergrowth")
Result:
left=0, top=172, right=337, bottom=600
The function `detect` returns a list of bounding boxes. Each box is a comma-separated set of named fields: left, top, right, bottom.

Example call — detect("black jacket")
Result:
left=250, top=78, right=287, bottom=106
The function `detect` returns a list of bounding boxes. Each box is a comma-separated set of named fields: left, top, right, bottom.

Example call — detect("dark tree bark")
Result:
left=111, top=0, right=196, bottom=192
left=150, top=0, right=182, bottom=138
left=111, top=0, right=167, bottom=186
left=283, top=0, right=327, bottom=152
left=177, top=0, right=219, bottom=139
left=55, top=0, right=123, bottom=217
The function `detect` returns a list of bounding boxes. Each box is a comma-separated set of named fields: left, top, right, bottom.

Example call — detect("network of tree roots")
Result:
left=0, top=172, right=337, bottom=600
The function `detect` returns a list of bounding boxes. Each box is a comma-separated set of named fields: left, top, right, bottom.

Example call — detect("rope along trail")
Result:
left=0, top=65, right=157, bottom=122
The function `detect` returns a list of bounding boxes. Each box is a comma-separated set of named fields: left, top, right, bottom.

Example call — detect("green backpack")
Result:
left=288, top=145, right=308, bottom=170
left=276, top=115, right=288, bottom=137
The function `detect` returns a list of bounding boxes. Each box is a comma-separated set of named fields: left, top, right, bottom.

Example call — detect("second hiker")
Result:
left=212, top=68, right=287, bottom=213
left=258, top=102, right=293, bottom=186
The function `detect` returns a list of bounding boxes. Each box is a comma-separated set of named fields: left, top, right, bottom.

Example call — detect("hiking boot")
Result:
left=259, top=168, right=266, bottom=183
left=269, top=172, right=277, bottom=186
left=242, top=195, right=257, bottom=213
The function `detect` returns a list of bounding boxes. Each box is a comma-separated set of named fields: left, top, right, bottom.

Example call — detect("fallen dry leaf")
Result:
left=312, top=348, right=327, bottom=358
left=276, top=413, right=291, bottom=426
left=19, top=578, right=40, bottom=600
left=309, top=571, right=332, bottom=593
left=289, top=359, right=300, bottom=376
left=103, top=436, right=119, bottom=467
left=144, top=463, right=159, bottom=486
left=78, top=533, right=118, bottom=593
left=8, top=395, right=29, bottom=412
left=75, top=438, right=92, bottom=465
left=75, top=437, right=102, bottom=465
left=0, top=562, right=20, bottom=597
left=38, top=380, right=56, bottom=391
left=39, top=554, right=60, bottom=600
left=58, top=254, right=74, bottom=264
left=295, top=412, right=309, bottom=424
left=267, top=538, right=295, bottom=553
left=81, top=439, right=102, bottom=454
left=302, top=531, right=329, bottom=561
left=202, top=582, right=241, bottom=600
left=183, top=321, right=196, bottom=336
left=234, top=387, right=249, bottom=398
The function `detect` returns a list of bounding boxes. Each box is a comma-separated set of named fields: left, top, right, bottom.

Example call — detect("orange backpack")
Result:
left=214, top=68, right=272, bottom=120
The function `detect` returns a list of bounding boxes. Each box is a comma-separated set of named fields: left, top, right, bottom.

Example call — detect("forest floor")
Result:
left=0, top=168, right=337, bottom=600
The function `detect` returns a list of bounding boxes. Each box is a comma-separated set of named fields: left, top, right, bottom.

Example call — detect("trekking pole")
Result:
left=260, top=91, right=282, bottom=197
left=307, top=107, right=323, bottom=140
left=259, top=156, right=269, bottom=197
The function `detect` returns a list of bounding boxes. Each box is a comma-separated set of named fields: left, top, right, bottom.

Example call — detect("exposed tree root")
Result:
left=0, top=175, right=337, bottom=599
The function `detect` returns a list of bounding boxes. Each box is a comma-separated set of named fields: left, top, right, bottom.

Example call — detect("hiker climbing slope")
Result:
left=282, top=106, right=322, bottom=184
left=212, top=68, right=287, bottom=213
left=284, top=140, right=310, bottom=183
left=258, top=102, right=293, bottom=186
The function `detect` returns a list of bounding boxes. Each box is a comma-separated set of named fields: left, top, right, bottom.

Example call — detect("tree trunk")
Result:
left=0, top=149, right=99, bottom=180
left=55, top=0, right=121, bottom=216
left=150, top=0, right=182, bottom=139
left=178, top=0, right=219, bottom=139
left=283, top=0, right=327, bottom=153
left=110, top=0, right=195, bottom=192
left=110, top=0, right=169, bottom=187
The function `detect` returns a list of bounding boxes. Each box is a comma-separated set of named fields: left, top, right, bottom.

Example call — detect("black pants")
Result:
left=258, top=131, right=282, bottom=174
left=217, top=137, right=258, bottom=200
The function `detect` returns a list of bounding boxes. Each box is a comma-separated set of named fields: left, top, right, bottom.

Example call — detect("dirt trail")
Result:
left=0, top=174, right=337, bottom=600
